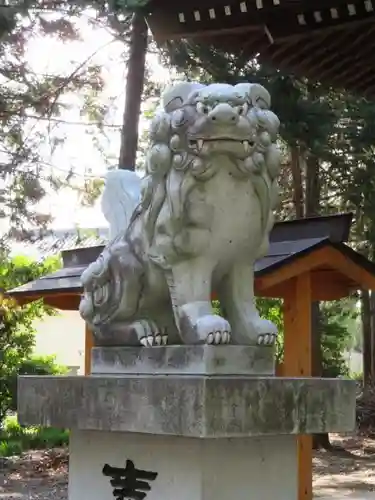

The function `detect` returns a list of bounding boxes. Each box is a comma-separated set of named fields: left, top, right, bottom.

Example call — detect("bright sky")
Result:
left=20, top=10, right=171, bottom=231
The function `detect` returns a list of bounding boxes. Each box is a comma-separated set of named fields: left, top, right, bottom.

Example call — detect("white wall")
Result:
left=32, top=310, right=85, bottom=374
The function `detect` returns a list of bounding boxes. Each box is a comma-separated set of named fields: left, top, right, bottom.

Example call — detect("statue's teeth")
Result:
left=197, top=139, right=204, bottom=150
left=243, top=140, right=250, bottom=153
left=94, top=288, right=103, bottom=303
left=102, top=284, right=109, bottom=303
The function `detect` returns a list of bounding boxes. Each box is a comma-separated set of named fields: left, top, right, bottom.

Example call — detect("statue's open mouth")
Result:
left=188, top=138, right=255, bottom=153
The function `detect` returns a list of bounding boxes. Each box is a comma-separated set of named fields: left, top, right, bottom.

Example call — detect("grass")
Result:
left=0, top=415, right=69, bottom=457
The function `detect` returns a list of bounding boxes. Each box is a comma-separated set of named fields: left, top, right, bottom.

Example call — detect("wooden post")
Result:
left=119, top=12, right=148, bottom=170
left=283, top=273, right=313, bottom=500
left=84, top=323, right=94, bottom=375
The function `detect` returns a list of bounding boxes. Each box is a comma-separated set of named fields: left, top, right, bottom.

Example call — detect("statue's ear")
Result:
left=162, top=81, right=205, bottom=113
left=234, top=83, right=271, bottom=109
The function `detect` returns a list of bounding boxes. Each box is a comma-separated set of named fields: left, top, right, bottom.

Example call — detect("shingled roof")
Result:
left=10, top=212, right=373, bottom=305
left=8, top=228, right=109, bottom=260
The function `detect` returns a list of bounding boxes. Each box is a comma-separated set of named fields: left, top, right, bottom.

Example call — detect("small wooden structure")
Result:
left=8, top=212, right=375, bottom=500
left=145, top=0, right=375, bottom=98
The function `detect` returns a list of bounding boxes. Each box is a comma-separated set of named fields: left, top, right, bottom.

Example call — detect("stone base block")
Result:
left=91, top=345, right=275, bottom=376
left=69, top=430, right=298, bottom=500
left=18, top=374, right=356, bottom=437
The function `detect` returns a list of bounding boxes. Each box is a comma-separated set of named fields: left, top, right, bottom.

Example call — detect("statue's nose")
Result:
left=208, top=103, right=239, bottom=124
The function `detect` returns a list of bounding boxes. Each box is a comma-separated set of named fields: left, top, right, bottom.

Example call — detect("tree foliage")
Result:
left=320, top=300, right=357, bottom=378
left=162, top=40, right=375, bottom=225
left=0, top=2, right=168, bottom=241
left=0, top=255, right=60, bottom=424
left=0, top=7, right=108, bottom=235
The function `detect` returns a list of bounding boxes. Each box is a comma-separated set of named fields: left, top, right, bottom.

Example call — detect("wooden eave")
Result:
left=6, top=245, right=105, bottom=310
left=147, top=0, right=375, bottom=41
left=204, top=19, right=375, bottom=98
left=256, top=241, right=375, bottom=300
left=145, top=0, right=375, bottom=98
left=7, top=265, right=85, bottom=310
left=12, top=292, right=81, bottom=310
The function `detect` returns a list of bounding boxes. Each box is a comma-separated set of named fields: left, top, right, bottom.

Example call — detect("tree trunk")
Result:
left=304, top=153, right=331, bottom=450
left=362, top=289, right=372, bottom=386
left=311, top=300, right=329, bottom=450
left=305, top=154, right=320, bottom=217
left=370, top=291, right=375, bottom=382
left=290, top=146, right=304, bottom=218
left=118, top=13, right=148, bottom=170
left=305, top=153, right=321, bottom=396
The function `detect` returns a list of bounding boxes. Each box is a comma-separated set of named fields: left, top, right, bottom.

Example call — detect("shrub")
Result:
left=9, top=355, right=68, bottom=414
left=0, top=415, right=69, bottom=457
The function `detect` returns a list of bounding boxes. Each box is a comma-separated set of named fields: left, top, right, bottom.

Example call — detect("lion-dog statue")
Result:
left=79, top=81, right=281, bottom=347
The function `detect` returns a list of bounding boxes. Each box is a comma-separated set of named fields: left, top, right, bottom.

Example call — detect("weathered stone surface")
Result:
left=69, top=430, right=298, bottom=500
left=79, top=82, right=281, bottom=349
left=18, top=375, right=356, bottom=438
left=91, top=345, right=275, bottom=376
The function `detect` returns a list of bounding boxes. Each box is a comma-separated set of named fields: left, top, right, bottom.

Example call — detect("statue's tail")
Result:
left=101, top=169, right=142, bottom=240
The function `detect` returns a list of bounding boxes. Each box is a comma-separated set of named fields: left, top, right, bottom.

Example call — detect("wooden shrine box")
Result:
left=8, top=212, right=375, bottom=500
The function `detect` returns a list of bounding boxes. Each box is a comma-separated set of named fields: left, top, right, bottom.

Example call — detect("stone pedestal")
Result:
left=91, top=344, right=276, bottom=376
left=17, top=346, right=356, bottom=500
left=69, top=431, right=297, bottom=500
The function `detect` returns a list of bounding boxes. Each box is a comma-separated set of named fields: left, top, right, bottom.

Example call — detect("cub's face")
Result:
left=170, top=85, right=259, bottom=160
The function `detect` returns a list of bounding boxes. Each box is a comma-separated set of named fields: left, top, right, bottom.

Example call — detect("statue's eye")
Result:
left=196, top=102, right=211, bottom=114
left=236, top=103, right=249, bottom=116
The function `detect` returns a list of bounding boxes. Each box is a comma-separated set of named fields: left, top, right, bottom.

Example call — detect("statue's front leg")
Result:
left=169, top=258, right=231, bottom=345
left=219, top=261, right=277, bottom=346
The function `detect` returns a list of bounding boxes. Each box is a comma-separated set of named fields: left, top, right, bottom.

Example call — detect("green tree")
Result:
left=0, top=7, right=108, bottom=236
left=0, top=2, right=166, bottom=238
left=320, top=299, right=358, bottom=378
left=0, top=255, right=60, bottom=425
left=256, top=298, right=284, bottom=362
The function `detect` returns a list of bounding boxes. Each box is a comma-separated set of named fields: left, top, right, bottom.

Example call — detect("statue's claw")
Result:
left=257, top=333, right=277, bottom=346
left=133, top=320, right=168, bottom=347
left=206, top=330, right=231, bottom=345
left=193, top=315, right=231, bottom=345
left=251, top=318, right=278, bottom=346
left=221, top=331, right=230, bottom=344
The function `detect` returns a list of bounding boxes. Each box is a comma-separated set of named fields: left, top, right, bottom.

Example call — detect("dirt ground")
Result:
left=314, top=434, right=375, bottom=499
left=1, top=434, right=375, bottom=499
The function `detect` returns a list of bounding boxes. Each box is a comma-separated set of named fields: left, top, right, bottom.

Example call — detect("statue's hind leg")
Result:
left=91, top=294, right=176, bottom=347
left=87, top=267, right=169, bottom=347
left=91, top=319, right=164, bottom=346
left=218, top=260, right=277, bottom=346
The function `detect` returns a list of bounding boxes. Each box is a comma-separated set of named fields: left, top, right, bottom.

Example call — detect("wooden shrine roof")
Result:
left=145, top=0, right=375, bottom=98
left=7, top=212, right=375, bottom=307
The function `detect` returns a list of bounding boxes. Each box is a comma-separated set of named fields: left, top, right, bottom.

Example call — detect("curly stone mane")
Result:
left=133, top=82, right=281, bottom=261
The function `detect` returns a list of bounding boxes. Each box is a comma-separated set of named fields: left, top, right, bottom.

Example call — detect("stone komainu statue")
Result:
left=79, top=81, right=281, bottom=347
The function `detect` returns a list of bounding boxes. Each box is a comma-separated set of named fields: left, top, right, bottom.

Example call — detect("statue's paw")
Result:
left=132, top=320, right=168, bottom=347
left=255, top=319, right=278, bottom=346
left=195, top=315, right=231, bottom=345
